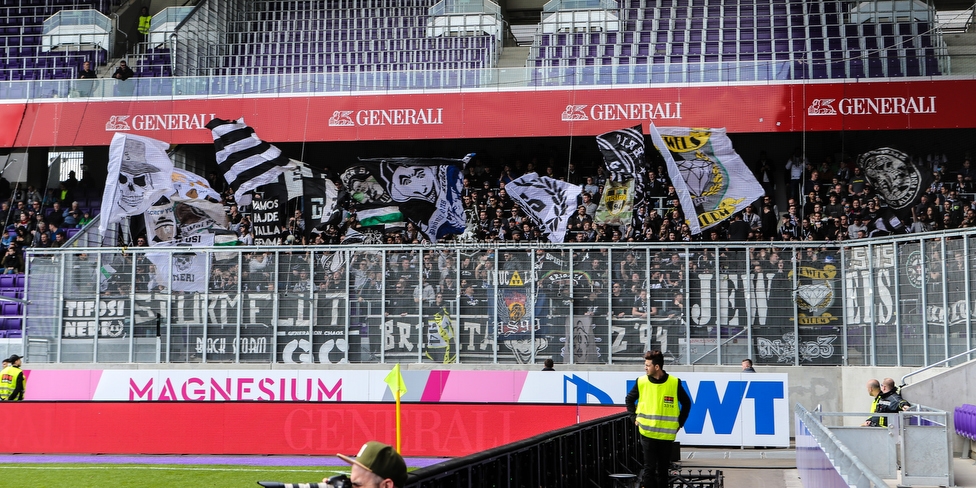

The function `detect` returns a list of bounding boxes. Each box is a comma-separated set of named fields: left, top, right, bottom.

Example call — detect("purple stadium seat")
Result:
left=1, top=302, right=19, bottom=316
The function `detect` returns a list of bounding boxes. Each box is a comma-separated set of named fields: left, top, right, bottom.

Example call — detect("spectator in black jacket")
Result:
left=113, top=60, right=135, bottom=96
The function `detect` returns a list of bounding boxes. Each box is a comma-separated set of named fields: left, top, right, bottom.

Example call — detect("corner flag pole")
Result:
left=384, top=363, right=407, bottom=453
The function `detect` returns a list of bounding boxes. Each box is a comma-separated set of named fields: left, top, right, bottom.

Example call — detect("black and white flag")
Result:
left=857, top=147, right=931, bottom=225
left=206, top=117, right=296, bottom=207
left=356, top=155, right=469, bottom=241
left=146, top=247, right=209, bottom=292
left=596, top=125, right=649, bottom=222
left=506, top=172, right=582, bottom=243
left=596, top=125, right=645, bottom=182
left=299, top=164, right=339, bottom=231
left=99, top=133, right=174, bottom=235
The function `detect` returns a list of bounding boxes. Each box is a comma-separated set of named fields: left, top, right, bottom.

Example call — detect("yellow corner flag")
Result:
left=384, top=363, right=407, bottom=453
left=384, top=363, right=407, bottom=397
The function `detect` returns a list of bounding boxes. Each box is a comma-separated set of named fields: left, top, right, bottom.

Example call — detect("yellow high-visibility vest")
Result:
left=871, top=395, right=888, bottom=427
left=138, top=15, right=152, bottom=35
left=635, top=374, right=681, bottom=440
left=0, top=365, right=21, bottom=400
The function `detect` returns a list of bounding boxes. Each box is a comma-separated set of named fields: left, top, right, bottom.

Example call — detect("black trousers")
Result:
left=640, top=435, right=673, bottom=488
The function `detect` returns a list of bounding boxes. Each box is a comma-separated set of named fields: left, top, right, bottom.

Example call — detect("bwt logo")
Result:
left=680, top=380, right=784, bottom=435
left=619, top=379, right=784, bottom=435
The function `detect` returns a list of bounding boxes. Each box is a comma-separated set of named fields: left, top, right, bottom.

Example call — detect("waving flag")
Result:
left=356, top=155, right=470, bottom=241
left=507, top=172, right=582, bottom=243
left=298, top=164, right=339, bottom=231
left=650, top=125, right=763, bottom=234
left=100, top=133, right=174, bottom=235
left=857, top=147, right=931, bottom=229
left=384, top=363, right=408, bottom=452
left=594, top=179, right=635, bottom=226
left=145, top=247, right=209, bottom=292
left=596, top=125, right=645, bottom=182
left=206, top=117, right=296, bottom=207
left=595, top=125, right=649, bottom=225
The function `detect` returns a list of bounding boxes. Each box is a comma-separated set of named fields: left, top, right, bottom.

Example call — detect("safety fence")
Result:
left=405, top=411, right=640, bottom=488
left=795, top=403, right=952, bottom=488
left=22, top=229, right=976, bottom=366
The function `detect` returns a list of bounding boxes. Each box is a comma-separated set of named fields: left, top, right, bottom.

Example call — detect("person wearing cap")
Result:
left=332, top=441, right=408, bottom=488
left=0, top=355, right=25, bottom=401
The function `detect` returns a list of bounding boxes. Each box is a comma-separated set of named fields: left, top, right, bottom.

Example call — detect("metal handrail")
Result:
left=691, top=327, right=748, bottom=365
left=900, top=345, right=976, bottom=387
left=795, top=403, right=890, bottom=488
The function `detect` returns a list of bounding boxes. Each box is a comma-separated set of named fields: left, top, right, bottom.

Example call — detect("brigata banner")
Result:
left=24, top=369, right=789, bottom=447
left=2, top=78, right=974, bottom=147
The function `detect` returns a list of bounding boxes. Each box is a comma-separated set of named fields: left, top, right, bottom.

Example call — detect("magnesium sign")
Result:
left=26, top=369, right=788, bottom=447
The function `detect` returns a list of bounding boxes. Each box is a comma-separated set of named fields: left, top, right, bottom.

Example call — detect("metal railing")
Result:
left=20, top=225, right=976, bottom=366
left=900, top=345, right=976, bottom=387
left=405, top=411, right=639, bottom=488
left=543, top=0, right=619, bottom=13
left=798, top=403, right=953, bottom=488
left=795, top=403, right=889, bottom=488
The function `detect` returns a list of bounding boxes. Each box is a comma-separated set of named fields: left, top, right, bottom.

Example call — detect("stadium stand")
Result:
left=0, top=0, right=952, bottom=89
left=0, top=0, right=116, bottom=82
left=166, top=0, right=503, bottom=88
left=528, top=0, right=947, bottom=84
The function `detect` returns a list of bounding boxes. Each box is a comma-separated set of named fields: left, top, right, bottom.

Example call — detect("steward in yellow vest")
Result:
left=625, top=350, right=691, bottom=488
left=138, top=7, right=152, bottom=37
left=0, top=354, right=25, bottom=401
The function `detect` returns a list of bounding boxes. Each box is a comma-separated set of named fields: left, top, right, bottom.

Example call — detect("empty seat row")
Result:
left=0, top=302, right=21, bottom=316
left=0, top=275, right=25, bottom=289
left=955, top=404, right=976, bottom=441
left=246, top=6, right=430, bottom=21
left=241, top=16, right=427, bottom=32
left=251, top=0, right=435, bottom=8
left=235, top=36, right=493, bottom=56
left=217, top=56, right=488, bottom=74
left=0, top=289, right=23, bottom=301
left=0, top=317, right=22, bottom=331
left=289, top=49, right=487, bottom=65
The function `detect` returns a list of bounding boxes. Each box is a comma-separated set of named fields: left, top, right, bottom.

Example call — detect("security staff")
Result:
left=863, top=378, right=911, bottom=427
left=625, top=350, right=691, bottom=488
left=137, top=7, right=152, bottom=44
left=861, top=378, right=911, bottom=427
left=0, top=355, right=25, bottom=401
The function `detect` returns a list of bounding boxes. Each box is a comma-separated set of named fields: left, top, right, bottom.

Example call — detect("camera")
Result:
left=326, top=474, right=352, bottom=488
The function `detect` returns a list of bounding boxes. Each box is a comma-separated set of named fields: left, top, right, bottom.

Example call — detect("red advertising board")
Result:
left=0, top=103, right=26, bottom=147
left=8, top=402, right=623, bottom=456
left=1, top=79, right=969, bottom=148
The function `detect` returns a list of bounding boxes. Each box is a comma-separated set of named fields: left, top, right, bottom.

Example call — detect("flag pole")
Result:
left=384, top=363, right=407, bottom=454
left=395, top=388, right=402, bottom=453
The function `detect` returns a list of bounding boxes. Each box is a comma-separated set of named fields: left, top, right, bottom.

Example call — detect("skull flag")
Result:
left=355, top=155, right=470, bottom=241
left=99, top=133, right=174, bottom=235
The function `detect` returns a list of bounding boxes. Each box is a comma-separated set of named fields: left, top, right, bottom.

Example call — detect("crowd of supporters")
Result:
left=210, top=150, right=976, bottom=246
left=5, top=148, right=976, bottom=276
left=0, top=172, right=88, bottom=272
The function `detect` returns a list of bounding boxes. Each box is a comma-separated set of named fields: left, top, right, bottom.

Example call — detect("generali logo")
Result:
left=106, top=113, right=216, bottom=131
left=560, top=103, right=682, bottom=122
left=807, top=97, right=936, bottom=116
left=328, top=108, right=444, bottom=127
